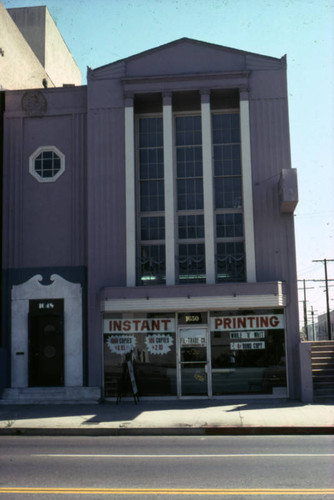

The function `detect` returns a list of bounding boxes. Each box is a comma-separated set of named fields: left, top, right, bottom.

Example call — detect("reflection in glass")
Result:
left=180, top=327, right=208, bottom=396
left=104, top=316, right=176, bottom=397
left=211, top=325, right=286, bottom=395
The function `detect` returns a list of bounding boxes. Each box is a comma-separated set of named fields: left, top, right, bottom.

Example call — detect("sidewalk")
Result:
left=0, top=399, right=333, bottom=435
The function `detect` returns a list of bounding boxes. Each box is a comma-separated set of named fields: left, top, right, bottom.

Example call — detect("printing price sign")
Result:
left=230, top=331, right=265, bottom=340
left=230, top=341, right=265, bottom=350
left=106, top=334, right=136, bottom=355
left=145, top=334, right=174, bottom=355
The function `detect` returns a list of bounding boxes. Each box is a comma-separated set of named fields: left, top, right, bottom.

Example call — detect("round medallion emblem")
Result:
left=21, top=91, right=47, bottom=116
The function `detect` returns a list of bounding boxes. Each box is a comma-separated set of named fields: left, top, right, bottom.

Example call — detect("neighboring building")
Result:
left=1, top=38, right=301, bottom=402
left=0, top=2, right=81, bottom=90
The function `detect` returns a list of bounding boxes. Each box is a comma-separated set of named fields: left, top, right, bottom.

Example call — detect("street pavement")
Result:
left=0, top=398, right=333, bottom=435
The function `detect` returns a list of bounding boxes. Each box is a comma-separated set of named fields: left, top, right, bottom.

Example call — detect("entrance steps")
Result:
left=311, top=341, right=334, bottom=400
left=0, top=387, right=101, bottom=404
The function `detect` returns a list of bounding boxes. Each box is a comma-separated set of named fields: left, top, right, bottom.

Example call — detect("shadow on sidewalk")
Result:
left=0, top=398, right=325, bottom=426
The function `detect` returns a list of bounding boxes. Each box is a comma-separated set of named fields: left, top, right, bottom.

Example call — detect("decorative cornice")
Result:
left=122, top=71, right=249, bottom=85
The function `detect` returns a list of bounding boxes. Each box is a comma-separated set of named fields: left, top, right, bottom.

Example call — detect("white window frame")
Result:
left=174, top=111, right=206, bottom=284
left=29, top=145, right=65, bottom=183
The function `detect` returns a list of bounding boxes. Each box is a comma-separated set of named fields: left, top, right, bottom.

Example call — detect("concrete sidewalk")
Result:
left=0, top=399, right=333, bottom=435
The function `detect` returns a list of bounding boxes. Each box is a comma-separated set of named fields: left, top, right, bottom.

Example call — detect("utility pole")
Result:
left=297, top=280, right=314, bottom=339
left=302, top=279, right=308, bottom=338
left=312, top=259, right=334, bottom=340
left=310, top=306, right=317, bottom=341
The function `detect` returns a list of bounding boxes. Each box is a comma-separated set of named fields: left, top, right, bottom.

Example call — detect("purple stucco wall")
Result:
left=3, top=87, right=87, bottom=269
left=2, top=39, right=301, bottom=397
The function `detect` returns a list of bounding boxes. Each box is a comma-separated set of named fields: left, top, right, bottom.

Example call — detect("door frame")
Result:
left=176, top=325, right=212, bottom=398
left=11, top=274, right=83, bottom=388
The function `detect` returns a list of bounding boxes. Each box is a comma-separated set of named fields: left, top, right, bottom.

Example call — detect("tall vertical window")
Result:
left=137, top=117, right=165, bottom=285
left=213, top=113, right=245, bottom=282
left=176, top=115, right=205, bottom=283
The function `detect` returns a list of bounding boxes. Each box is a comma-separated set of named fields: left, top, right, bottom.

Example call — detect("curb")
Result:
left=1, top=426, right=333, bottom=436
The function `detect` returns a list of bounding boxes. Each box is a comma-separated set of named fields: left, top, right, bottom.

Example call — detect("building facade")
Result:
left=1, top=38, right=300, bottom=402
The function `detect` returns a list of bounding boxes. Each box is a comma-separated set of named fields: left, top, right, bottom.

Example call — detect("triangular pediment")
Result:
left=88, top=38, right=284, bottom=81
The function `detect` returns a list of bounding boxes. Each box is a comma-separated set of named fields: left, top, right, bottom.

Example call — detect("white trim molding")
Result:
left=29, top=145, right=65, bottom=183
left=102, top=291, right=286, bottom=313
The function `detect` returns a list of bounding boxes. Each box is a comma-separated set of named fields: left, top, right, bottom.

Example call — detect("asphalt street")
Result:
left=0, top=435, right=333, bottom=498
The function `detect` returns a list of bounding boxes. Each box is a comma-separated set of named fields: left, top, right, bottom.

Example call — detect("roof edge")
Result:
left=90, top=37, right=285, bottom=75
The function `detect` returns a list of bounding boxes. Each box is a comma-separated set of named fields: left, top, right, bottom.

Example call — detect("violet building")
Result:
left=1, top=39, right=300, bottom=402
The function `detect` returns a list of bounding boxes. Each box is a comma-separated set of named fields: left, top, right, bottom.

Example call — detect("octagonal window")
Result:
left=29, top=146, right=65, bottom=183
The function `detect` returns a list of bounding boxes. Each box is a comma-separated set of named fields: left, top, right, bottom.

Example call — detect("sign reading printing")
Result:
left=145, top=334, right=174, bottom=355
left=104, top=318, right=175, bottom=334
left=212, top=314, right=284, bottom=331
left=230, top=341, right=265, bottom=350
left=106, top=334, right=136, bottom=355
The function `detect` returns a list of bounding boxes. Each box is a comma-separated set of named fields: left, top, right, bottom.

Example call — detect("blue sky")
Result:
left=3, top=0, right=334, bottom=323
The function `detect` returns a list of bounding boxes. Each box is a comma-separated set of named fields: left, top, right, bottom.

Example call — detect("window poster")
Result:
left=106, top=334, right=136, bottom=355
left=145, top=334, right=174, bottom=355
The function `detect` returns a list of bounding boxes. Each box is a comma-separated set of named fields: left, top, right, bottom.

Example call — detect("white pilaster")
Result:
left=163, top=93, right=176, bottom=285
left=240, top=90, right=256, bottom=282
left=124, top=95, right=136, bottom=287
left=201, top=91, right=216, bottom=284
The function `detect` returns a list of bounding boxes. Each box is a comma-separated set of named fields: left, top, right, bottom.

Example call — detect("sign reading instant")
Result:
left=211, top=314, right=284, bottom=331
left=104, top=318, right=175, bottom=334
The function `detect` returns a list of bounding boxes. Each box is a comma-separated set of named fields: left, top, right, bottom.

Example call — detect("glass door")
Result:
left=178, top=327, right=209, bottom=396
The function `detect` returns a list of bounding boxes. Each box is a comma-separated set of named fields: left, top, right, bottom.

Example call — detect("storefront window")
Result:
left=210, top=310, right=286, bottom=395
left=103, top=313, right=176, bottom=397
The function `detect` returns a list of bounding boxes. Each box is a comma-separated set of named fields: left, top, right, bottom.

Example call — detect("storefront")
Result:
left=103, top=309, right=287, bottom=399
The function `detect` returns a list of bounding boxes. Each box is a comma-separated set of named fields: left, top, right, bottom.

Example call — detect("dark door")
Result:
left=29, top=314, right=64, bottom=386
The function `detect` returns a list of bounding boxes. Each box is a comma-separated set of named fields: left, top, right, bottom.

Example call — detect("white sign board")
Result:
left=230, top=341, right=265, bottom=350
left=211, top=314, right=284, bottom=332
left=230, top=331, right=265, bottom=340
left=104, top=318, right=175, bottom=334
